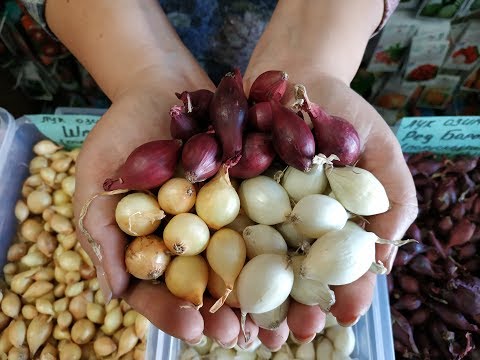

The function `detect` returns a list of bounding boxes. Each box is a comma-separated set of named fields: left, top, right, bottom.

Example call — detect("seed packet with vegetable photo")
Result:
left=404, top=38, right=450, bottom=83
left=461, top=63, right=480, bottom=92
left=443, top=21, right=480, bottom=71
left=417, top=0, right=468, bottom=19
left=417, top=74, right=462, bottom=109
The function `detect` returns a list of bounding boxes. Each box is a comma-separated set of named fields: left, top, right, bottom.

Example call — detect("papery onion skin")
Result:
left=326, top=166, right=390, bottom=216
left=291, top=194, right=348, bottom=238
left=237, top=254, right=294, bottom=314
left=114, top=193, right=165, bottom=236
left=248, top=102, right=273, bottom=132
left=176, top=89, right=214, bottom=121
left=250, top=298, right=290, bottom=330
left=207, top=267, right=240, bottom=308
left=210, top=69, right=248, bottom=163
left=229, top=133, right=276, bottom=179
left=182, top=133, right=222, bottom=183
left=242, top=225, right=288, bottom=259
left=301, top=221, right=377, bottom=286
left=270, top=101, right=315, bottom=172
left=196, top=166, right=240, bottom=229
left=238, top=176, right=291, bottom=225
left=295, top=85, right=360, bottom=166
left=281, top=162, right=328, bottom=202
left=169, top=105, right=200, bottom=141
left=103, top=140, right=181, bottom=191
left=163, top=213, right=210, bottom=256
left=157, top=177, right=196, bottom=215
left=290, top=255, right=335, bottom=311
left=125, top=235, right=171, bottom=280
left=165, top=255, right=209, bottom=309
left=249, top=70, right=289, bottom=103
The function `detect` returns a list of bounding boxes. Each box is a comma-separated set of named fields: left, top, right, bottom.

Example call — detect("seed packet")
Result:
left=414, top=18, right=451, bottom=41
left=367, top=15, right=418, bottom=72
left=404, top=38, right=450, bottom=83
left=443, top=21, right=480, bottom=71
left=417, top=0, right=468, bottom=19
left=399, top=0, right=422, bottom=9
left=461, top=64, right=480, bottom=92
left=450, top=22, right=468, bottom=43
left=374, top=75, right=420, bottom=110
left=417, top=74, right=462, bottom=109
left=15, top=61, right=54, bottom=101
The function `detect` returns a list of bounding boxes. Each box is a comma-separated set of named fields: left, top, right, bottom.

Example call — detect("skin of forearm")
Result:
left=45, top=0, right=211, bottom=101
left=261, top=0, right=384, bottom=84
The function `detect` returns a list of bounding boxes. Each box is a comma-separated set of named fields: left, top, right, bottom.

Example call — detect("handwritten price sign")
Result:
left=26, top=114, right=101, bottom=149
left=396, top=116, right=480, bottom=156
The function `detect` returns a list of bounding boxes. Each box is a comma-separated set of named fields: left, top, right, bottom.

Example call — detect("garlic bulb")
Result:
left=326, top=166, right=389, bottom=216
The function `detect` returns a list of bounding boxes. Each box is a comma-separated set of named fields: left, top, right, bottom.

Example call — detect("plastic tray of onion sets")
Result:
left=0, top=77, right=394, bottom=359
left=0, top=107, right=156, bottom=359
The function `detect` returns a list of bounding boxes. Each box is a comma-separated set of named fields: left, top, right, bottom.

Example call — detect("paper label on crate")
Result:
left=26, top=114, right=101, bottom=149
left=396, top=116, right=480, bottom=155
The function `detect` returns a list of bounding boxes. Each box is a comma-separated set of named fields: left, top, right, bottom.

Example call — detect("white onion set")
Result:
left=242, top=224, right=288, bottom=259
left=250, top=297, right=290, bottom=330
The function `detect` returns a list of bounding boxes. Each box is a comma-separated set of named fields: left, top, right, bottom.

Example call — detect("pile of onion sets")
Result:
left=80, top=69, right=413, bottom=338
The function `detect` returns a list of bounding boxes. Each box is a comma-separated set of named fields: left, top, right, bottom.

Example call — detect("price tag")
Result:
left=25, top=114, right=101, bottom=150
left=396, top=116, right=480, bottom=155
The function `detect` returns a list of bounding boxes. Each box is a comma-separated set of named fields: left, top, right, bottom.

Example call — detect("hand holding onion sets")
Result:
left=79, top=69, right=415, bottom=340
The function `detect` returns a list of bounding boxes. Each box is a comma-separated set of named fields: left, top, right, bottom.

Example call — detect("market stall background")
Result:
left=1, top=0, right=480, bottom=359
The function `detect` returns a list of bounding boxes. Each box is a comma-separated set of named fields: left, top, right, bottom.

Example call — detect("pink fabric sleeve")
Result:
left=375, top=0, right=400, bottom=35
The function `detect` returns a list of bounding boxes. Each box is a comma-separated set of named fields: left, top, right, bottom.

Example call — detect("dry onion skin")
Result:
left=0, top=139, right=149, bottom=359
left=125, top=235, right=171, bottom=280
left=157, top=177, right=197, bottom=214
left=115, top=192, right=166, bottom=236
left=163, top=213, right=210, bottom=256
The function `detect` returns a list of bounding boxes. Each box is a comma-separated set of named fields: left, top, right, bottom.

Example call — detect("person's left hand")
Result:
left=242, top=66, right=418, bottom=351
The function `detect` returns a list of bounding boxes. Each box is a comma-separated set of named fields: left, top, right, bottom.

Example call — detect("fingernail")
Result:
left=96, top=265, right=112, bottom=304
left=185, top=333, right=204, bottom=346
left=217, top=338, right=237, bottom=349
left=290, top=332, right=316, bottom=345
left=338, top=316, right=360, bottom=327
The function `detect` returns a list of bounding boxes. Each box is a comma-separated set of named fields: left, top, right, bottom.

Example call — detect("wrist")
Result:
left=252, top=0, right=384, bottom=84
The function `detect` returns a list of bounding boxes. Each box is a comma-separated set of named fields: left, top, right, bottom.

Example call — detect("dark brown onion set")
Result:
left=390, top=153, right=480, bottom=360
left=101, top=69, right=361, bottom=191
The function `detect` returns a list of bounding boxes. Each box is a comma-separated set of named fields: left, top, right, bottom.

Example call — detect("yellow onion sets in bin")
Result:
left=78, top=69, right=415, bottom=354
left=1, top=140, right=149, bottom=359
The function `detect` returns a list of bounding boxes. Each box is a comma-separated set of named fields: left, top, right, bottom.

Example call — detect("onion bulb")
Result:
left=115, top=193, right=165, bottom=236
left=165, top=255, right=208, bottom=309
left=238, top=176, right=291, bottom=225
left=125, top=235, right=171, bottom=280
left=326, top=165, right=389, bottom=216
left=157, top=178, right=196, bottom=215
left=237, top=254, right=293, bottom=315
left=301, top=221, right=412, bottom=285
left=290, top=255, right=335, bottom=311
left=242, top=225, right=287, bottom=259
left=290, top=194, right=347, bottom=238
left=163, top=213, right=210, bottom=256
left=206, top=229, right=246, bottom=312
left=196, top=166, right=240, bottom=229
left=207, top=267, right=240, bottom=308
left=225, top=212, right=256, bottom=234
left=275, top=221, right=313, bottom=249
left=280, top=160, right=328, bottom=202
left=250, top=298, right=289, bottom=330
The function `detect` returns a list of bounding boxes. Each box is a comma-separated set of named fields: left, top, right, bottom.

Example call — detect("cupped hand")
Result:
left=73, top=66, right=265, bottom=348
left=243, top=68, right=418, bottom=346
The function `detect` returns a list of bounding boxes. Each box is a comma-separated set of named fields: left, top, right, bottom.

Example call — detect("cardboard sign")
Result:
left=26, top=114, right=101, bottom=149
left=396, top=116, right=480, bottom=155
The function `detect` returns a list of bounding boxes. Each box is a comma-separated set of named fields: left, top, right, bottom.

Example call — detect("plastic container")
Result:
left=150, top=274, right=395, bottom=360
left=0, top=107, right=162, bottom=358
left=0, top=107, right=395, bottom=360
